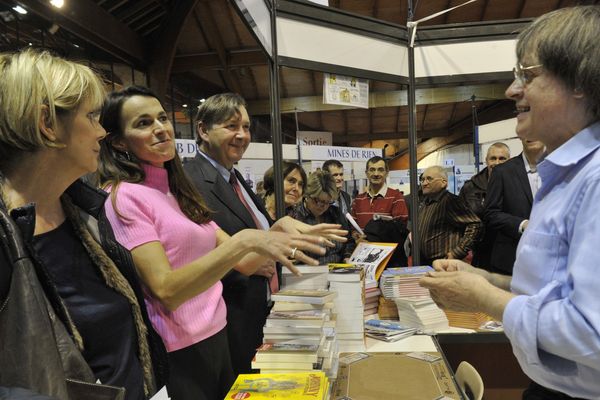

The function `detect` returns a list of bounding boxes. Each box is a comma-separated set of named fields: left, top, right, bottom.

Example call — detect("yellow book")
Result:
left=224, top=371, right=328, bottom=399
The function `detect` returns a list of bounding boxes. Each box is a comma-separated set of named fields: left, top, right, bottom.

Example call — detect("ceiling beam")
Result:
left=246, top=83, right=508, bottom=115
left=18, top=0, right=145, bottom=66
left=194, top=2, right=242, bottom=94
left=147, top=0, right=199, bottom=100
left=171, top=48, right=266, bottom=73
left=391, top=131, right=468, bottom=169
left=333, top=129, right=450, bottom=144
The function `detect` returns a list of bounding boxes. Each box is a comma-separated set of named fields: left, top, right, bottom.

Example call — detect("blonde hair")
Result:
left=0, top=49, right=105, bottom=170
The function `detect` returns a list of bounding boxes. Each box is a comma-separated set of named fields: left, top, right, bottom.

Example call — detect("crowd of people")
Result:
left=1, top=5, right=599, bottom=400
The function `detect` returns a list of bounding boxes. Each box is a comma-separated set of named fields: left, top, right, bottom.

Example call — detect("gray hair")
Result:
left=426, top=166, right=448, bottom=180
left=487, top=142, right=510, bottom=157
left=517, top=6, right=600, bottom=120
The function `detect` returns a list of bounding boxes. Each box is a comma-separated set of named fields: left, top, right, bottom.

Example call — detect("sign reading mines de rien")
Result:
left=310, top=145, right=383, bottom=162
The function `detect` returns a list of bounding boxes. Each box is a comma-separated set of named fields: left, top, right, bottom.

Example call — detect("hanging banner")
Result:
left=309, top=145, right=382, bottom=162
left=175, top=139, right=199, bottom=159
left=323, top=73, right=369, bottom=109
left=296, top=131, right=332, bottom=146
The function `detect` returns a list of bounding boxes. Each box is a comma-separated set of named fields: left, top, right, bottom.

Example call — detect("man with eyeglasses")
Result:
left=483, top=138, right=545, bottom=275
left=350, top=156, right=408, bottom=230
left=417, top=166, right=482, bottom=266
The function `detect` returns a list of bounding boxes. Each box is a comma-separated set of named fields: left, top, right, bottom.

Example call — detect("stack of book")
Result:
left=444, top=310, right=495, bottom=330
left=379, top=266, right=433, bottom=299
left=328, top=267, right=365, bottom=352
left=364, top=319, right=417, bottom=342
left=394, top=297, right=449, bottom=331
left=258, top=289, right=339, bottom=377
left=225, top=371, right=330, bottom=400
left=282, top=264, right=329, bottom=290
left=363, top=287, right=381, bottom=319
left=253, top=342, right=321, bottom=372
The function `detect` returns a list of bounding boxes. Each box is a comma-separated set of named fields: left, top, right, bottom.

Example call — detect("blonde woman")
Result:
left=0, top=50, right=166, bottom=399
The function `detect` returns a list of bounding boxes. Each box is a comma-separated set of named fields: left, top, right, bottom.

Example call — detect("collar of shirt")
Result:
left=538, top=121, right=600, bottom=187
left=367, top=184, right=388, bottom=198
left=198, top=149, right=232, bottom=182
left=423, top=189, right=447, bottom=204
left=522, top=152, right=538, bottom=173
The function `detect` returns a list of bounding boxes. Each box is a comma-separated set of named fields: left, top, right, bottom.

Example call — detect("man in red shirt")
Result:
left=350, top=156, right=409, bottom=230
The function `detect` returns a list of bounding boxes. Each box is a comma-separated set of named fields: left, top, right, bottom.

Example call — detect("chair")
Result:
left=455, top=361, right=484, bottom=400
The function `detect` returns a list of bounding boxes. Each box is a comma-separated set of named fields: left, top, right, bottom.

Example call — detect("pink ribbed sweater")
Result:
left=104, top=164, right=227, bottom=352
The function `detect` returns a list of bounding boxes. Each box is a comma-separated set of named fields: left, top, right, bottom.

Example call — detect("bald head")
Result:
left=421, top=166, right=448, bottom=195
left=486, top=142, right=510, bottom=177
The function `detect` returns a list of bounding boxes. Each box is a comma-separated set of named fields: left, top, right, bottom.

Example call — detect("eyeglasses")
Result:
left=309, top=197, right=333, bottom=207
left=512, top=63, right=543, bottom=86
left=419, top=176, right=444, bottom=184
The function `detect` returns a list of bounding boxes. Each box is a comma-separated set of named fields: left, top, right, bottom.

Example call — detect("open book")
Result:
left=348, top=241, right=397, bottom=286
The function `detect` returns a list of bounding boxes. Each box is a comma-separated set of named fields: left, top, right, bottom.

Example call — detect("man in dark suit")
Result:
left=483, top=139, right=545, bottom=275
left=183, top=93, right=275, bottom=375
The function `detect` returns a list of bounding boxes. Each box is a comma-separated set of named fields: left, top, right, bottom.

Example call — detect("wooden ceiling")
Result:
left=1, top=0, right=597, bottom=160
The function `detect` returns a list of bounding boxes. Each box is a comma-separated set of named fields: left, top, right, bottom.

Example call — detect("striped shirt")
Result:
left=417, top=190, right=482, bottom=264
left=350, top=186, right=408, bottom=229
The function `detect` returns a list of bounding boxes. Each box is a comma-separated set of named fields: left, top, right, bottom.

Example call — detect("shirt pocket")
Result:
left=515, top=229, right=565, bottom=287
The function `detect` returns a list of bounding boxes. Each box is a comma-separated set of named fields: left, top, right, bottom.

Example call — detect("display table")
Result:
left=331, top=335, right=465, bottom=400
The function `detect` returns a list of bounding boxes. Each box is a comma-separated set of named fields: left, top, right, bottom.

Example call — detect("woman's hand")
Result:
left=272, top=217, right=348, bottom=247
left=236, top=229, right=327, bottom=274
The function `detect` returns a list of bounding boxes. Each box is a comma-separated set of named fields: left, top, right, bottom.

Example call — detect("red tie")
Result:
left=230, top=172, right=279, bottom=293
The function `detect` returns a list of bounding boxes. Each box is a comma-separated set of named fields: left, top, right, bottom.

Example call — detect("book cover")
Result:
left=254, top=343, right=319, bottom=363
left=225, top=371, right=328, bottom=399
left=271, top=290, right=337, bottom=304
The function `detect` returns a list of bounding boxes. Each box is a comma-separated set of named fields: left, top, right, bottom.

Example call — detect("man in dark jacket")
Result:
left=483, top=139, right=545, bottom=275
left=459, top=142, right=510, bottom=217
left=459, top=142, right=510, bottom=267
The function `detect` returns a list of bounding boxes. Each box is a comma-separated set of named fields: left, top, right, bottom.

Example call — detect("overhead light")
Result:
left=200, top=98, right=206, bottom=103
left=28, top=42, right=33, bottom=46
left=50, top=0, right=64, bottom=8
left=182, top=104, right=188, bottom=108
left=48, top=23, right=59, bottom=35
left=72, top=43, right=80, bottom=48
left=12, top=5, right=27, bottom=14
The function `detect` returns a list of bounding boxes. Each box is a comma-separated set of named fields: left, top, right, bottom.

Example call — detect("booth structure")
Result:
left=230, top=0, right=526, bottom=263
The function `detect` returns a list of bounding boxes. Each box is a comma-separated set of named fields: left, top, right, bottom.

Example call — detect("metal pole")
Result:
left=269, top=0, right=285, bottom=219
left=471, top=95, right=480, bottom=172
left=407, top=1, right=421, bottom=266
left=170, top=82, right=178, bottom=138
left=295, top=108, right=302, bottom=165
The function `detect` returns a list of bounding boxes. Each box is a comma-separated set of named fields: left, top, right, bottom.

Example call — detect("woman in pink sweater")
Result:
left=96, top=86, right=344, bottom=400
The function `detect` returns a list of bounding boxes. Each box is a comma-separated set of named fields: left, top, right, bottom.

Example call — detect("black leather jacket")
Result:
left=0, top=179, right=167, bottom=399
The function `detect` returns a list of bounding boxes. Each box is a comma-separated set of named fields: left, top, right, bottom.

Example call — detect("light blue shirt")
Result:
left=503, top=121, right=600, bottom=398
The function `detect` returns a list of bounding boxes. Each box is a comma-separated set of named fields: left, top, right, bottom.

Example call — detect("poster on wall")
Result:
left=323, top=73, right=369, bottom=109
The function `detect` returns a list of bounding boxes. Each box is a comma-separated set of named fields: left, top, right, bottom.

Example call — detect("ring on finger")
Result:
left=290, top=247, right=298, bottom=259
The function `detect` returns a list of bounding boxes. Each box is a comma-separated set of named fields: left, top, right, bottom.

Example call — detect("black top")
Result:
left=33, top=221, right=144, bottom=400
